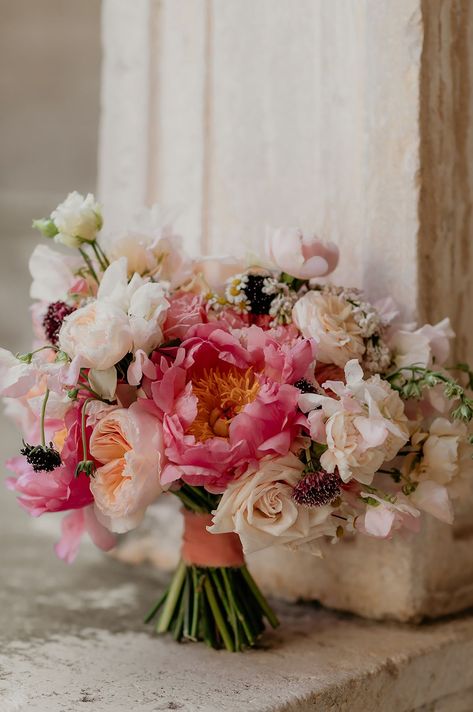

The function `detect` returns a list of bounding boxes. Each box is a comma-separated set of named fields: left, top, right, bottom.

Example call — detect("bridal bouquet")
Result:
left=2, top=192, right=472, bottom=651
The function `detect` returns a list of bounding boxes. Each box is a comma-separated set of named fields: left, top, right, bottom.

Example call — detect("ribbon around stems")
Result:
left=181, top=509, right=244, bottom=568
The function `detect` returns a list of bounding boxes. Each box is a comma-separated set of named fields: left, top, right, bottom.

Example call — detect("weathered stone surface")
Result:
left=2, top=477, right=473, bottom=712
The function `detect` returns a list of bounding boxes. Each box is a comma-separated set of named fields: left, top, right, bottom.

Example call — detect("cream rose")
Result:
left=58, top=301, right=133, bottom=370
left=209, top=453, right=335, bottom=554
left=89, top=403, right=165, bottom=533
left=51, top=191, right=102, bottom=248
left=293, top=291, right=365, bottom=367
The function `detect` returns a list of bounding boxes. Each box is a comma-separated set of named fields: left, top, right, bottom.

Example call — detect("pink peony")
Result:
left=163, top=292, right=206, bottom=341
left=143, top=322, right=315, bottom=489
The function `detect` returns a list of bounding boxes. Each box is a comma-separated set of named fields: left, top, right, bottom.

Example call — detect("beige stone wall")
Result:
left=100, top=0, right=473, bottom=622
left=0, top=0, right=101, bottom=352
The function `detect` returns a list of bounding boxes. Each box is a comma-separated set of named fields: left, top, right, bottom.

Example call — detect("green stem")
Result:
left=90, top=241, right=108, bottom=272
left=144, top=589, right=167, bottom=624
left=190, top=567, right=201, bottom=640
left=79, top=246, right=99, bottom=284
left=156, top=560, right=187, bottom=633
left=203, top=576, right=234, bottom=652
left=241, top=566, right=279, bottom=629
left=40, top=388, right=50, bottom=447
left=80, top=398, right=95, bottom=462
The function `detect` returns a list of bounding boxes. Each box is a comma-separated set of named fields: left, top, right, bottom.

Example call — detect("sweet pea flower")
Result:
left=299, top=360, right=409, bottom=485
left=89, top=403, right=165, bottom=533
left=360, top=493, right=421, bottom=538
left=389, top=318, right=454, bottom=369
left=266, top=228, right=339, bottom=280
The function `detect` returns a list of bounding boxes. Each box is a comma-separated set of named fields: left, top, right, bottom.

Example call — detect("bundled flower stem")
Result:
left=145, top=485, right=279, bottom=651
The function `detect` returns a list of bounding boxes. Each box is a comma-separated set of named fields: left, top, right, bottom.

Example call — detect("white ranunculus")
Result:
left=58, top=301, right=133, bottom=370
left=293, top=291, right=365, bottom=368
left=51, top=191, right=102, bottom=248
left=209, top=453, right=335, bottom=554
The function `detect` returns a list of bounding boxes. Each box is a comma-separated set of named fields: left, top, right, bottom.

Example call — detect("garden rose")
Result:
left=89, top=403, right=165, bottom=533
left=58, top=301, right=133, bottom=370
left=389, top=318, right=454, bottom=369
left=209, top=453, right=335, bottom=553
left=293, top=291, right=365, bottom=367
left=266, top=228, right=339, bottom=280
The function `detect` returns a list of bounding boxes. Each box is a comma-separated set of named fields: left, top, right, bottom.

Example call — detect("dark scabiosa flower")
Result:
left=42, top=301, right=75, bottom=345
left=242, top=274, right=274, bottom=315
left=20, top=441, right=62, bottom=473
left=292, top=470, right=341, bottom=507
left=294, top=378, right=318, bottom=394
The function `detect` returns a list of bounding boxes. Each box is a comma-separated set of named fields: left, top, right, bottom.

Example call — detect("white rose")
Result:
left=128, top=282, right=170, bottom=353
left=51, top=191, right=102, bottom=248
left=209, top=453, right=334, bottom=554
left=293, top=291, right=365, bottom=367
left=58, top=301, right=133, bottom=370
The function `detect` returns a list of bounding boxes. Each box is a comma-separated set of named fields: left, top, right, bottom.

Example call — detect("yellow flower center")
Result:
left=188, top=367, right=260, bottom=441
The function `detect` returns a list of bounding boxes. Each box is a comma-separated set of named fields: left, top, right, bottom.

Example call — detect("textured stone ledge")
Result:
left=2, top=510, right=473, bottom=712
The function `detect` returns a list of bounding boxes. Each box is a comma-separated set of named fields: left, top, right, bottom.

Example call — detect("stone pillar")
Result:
left=99, top=0, right=473, bottom=621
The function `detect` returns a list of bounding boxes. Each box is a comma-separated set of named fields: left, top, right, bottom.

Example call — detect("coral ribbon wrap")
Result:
left=181, top=509, right=244, bottom=568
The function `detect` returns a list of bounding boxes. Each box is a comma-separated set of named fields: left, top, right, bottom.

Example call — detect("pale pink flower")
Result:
left=55, top=506, right=116, bottom=563
left=193, top=256, right=247, bottom=292
left=266, top=228, right=339, bottom=280
left=389, top=318, right=454, bottom=369
left=29, top=244, right=82, bottom=302
left=360, top=493, right=421, bottom=538
left=410, top=480, right=453, bottom=524
left=163, top=292, right=206, bottom=341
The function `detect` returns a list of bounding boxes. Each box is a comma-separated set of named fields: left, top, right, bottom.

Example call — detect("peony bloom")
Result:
left=266, top=228, right=339, bottom=280
left=163, top=292, right=206, bottom=341
left=389, top=318, right=454, bottom=369
left=89, top=403, right=165, bottom=533
left=300, top=360, right=409, bottom=485
left=143, top=323, right=314, bottom=489
left=48, top=191, right=102, bottom=248
left=293, top=291, right=365, bottom=368
left=104, top=206, right=192, bottom=287
left=209, top=453, right=336, bottom=553
left=59, top=301, right=133, bottom=371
